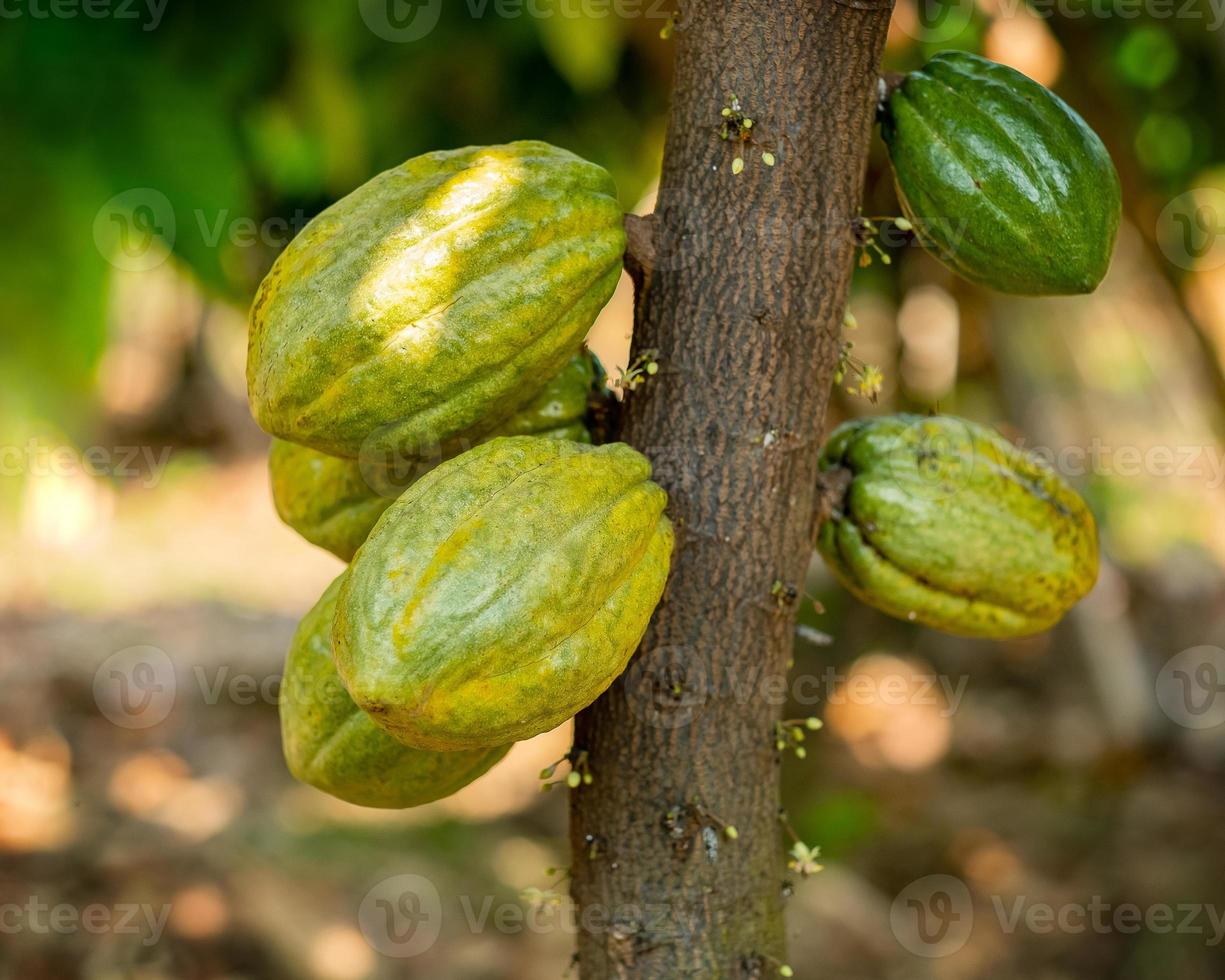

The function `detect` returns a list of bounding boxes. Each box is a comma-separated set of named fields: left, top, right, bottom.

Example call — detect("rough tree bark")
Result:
left=570, top=2, right=895, bottom=977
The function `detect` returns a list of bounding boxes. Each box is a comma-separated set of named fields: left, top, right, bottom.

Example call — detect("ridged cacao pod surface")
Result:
left=280, top=573, right=510, bottom=808
left=493, top=351, right=595, bottom=441
left=334, top=436, right=673, bottom=751
left=364, top=349, right=597, bottom=490
left=248, top=141, right=625, bottom=458
left=269, top=354, right=595, bottom=560
left=816, top=415, right=1099, bottom=638
left=882, top=52, right=1120, bottom=295
left=269, top=440, right=394, bottom=562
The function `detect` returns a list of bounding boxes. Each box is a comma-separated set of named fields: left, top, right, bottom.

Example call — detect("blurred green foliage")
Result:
left=0, top=0, right=668, bottom=439
left=5, top=1, right=1225, bottom=447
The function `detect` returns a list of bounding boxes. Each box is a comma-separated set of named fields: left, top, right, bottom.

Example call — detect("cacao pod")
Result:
left=269, top=353, right=596, bottom=560
left=882, top=52, right=1120, bottom=295
left=366, top=349, right=597, bottom=488
left=816, top=415, right=1099, bottom=638
left=247, top=141, right=625, bottom=458
left=492, top=350, right=595, bottom=441
left=269, top=439, right=394, bottom=562
left=280, top=573, right=510, bottom=808
left=334, top=436, right=674, bottom=750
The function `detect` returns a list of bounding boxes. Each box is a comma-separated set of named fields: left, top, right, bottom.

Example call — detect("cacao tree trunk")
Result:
left=570, top=2, right=894, bottom=977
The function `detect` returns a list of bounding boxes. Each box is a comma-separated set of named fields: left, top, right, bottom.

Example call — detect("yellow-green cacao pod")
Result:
left=247, top=141, right=625, bottom=458
left=492, top=351, right=595, bottom=439
left=816, top=415, right=1099, bottom=638
left=334, top=436, right=674, bottom=750
left=370, top=349, right=597, bottom=489
left=269, top=440, right=395, bottom=562
left=269, top=354, right=596, bottom=560
left=280, top=573, right=510, bottom=808
left=882, top=52, right=1120, bottom=295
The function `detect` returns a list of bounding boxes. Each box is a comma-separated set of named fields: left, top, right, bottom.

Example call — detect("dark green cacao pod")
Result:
left=882, top=52, right=1120, bottom=295
left=280, top=573, right=510, bottom=808
left=248, top=141, right=625, bottom=458
left=269, top=354, right=596, bottom=560
left=816, top=415, right=1099, bottom=638
left=334, top=436, right=673, bottom=751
